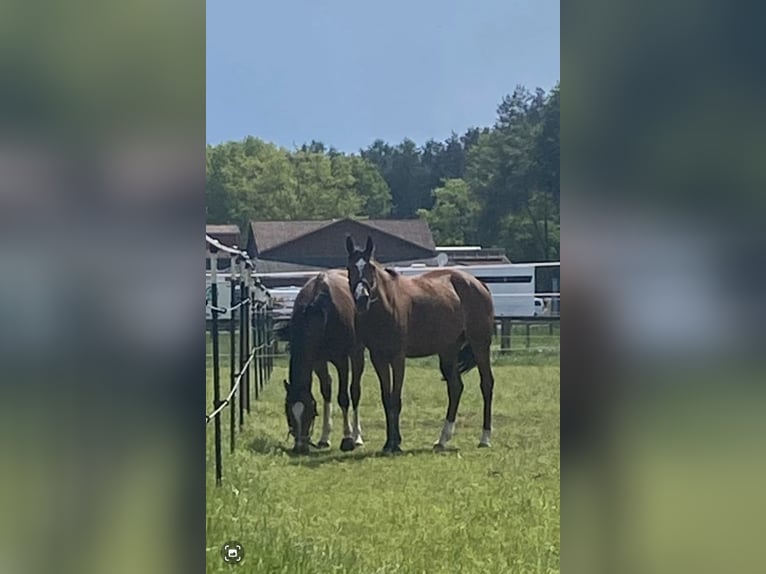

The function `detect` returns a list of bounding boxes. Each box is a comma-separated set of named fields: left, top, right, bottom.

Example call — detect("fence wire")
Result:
left=205, top=339, right=274, bottom=424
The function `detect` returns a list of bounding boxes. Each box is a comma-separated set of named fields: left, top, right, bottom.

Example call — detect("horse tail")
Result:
left=457, top=341, right=478, bottom=374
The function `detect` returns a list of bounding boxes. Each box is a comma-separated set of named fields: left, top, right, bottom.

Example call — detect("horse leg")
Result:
left=335, top=356, right=355, bottom=452
left=434, top=352, right=463, bottom=451
left=315, top=362, right=333, bottom=448
left=350, top=345, right=365, bottom=446
left=473, top=345, right=495, bottom=447
left=370, top=352, right=393, bottom=452
left=388, top=353, right=406, bottom=453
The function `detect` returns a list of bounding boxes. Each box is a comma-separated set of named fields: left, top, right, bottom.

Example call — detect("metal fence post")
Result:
left=238, top=259, right=246, bottom=429
left=266, top=306, right=272, bottom=379
left=210, top=249, right=223, bottom=486
left=228, top=256, right=237, bottom=453
left=244, top=270, right=251, bottom=412
left=261, top=305, right=267, bottom=389
left=254, top=304, right=261, bottom=396
left=500, top=318, right=512, bottom=352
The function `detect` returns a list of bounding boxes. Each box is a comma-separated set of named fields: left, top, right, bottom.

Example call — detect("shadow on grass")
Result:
left=248, top=435, right=289, bottom=455
left=288, top=445, right=460, bottom=468
left=247, top=434, right=465, bottom=465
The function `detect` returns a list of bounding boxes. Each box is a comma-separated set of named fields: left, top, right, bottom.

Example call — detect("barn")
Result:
left=245, top=218, right=438, bottom=272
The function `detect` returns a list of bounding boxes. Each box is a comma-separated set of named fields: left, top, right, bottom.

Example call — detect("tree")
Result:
left=348, top=156, right=392, bottom=217
left=206, top=137, right=393, bottom=227
left=206, top=82, right=560, bottom=263
left=464, top=85, right=560, bottom=260
left=290, top=150, right=361, bottom=219
left=362, top=138, right=431, bottom=217
left=417, top=179, right=480, bottom=246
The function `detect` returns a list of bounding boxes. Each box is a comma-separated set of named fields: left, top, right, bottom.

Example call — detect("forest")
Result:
left=206, top=83, right=559, bottom=262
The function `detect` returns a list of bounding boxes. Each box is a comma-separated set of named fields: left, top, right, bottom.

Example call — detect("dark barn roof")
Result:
left=205, top=224, right=241, bottom=249
left=246, top=218, right=437, bottom=271
left=248, top=218, right=435, bottom=254
left=248, top=220, right=329, bottom=253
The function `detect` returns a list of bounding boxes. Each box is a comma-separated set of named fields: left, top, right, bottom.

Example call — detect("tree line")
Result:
left=206, top=83, right=559, bottom=262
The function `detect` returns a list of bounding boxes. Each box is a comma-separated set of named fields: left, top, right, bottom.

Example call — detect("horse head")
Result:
left=345, top=235, right=377, bottom=312
left=283, top=379, right=318, bottom=454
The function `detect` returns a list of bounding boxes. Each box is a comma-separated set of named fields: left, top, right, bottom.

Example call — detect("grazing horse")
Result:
left=279, top=269, right=365, bottom=454
left=345, top=236, right=496, bottom=453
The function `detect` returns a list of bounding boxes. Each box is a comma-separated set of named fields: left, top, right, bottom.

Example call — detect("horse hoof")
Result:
left=340, top=437, right=356, bottom=452
left=317, top=440, right=331, bottom=449
left=354, top=437, right=364, bottom=447
left=293, top=444, right=310, bottom=455
left=478, top=442, right=491, bottom=448
left=433, top=443, right=447, bottom=453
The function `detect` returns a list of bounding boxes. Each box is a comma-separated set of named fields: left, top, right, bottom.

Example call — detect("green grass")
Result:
left=206, top=354, right=559, bottom=574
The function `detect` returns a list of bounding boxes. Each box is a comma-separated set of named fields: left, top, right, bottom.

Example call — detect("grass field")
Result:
left=206, top=348, right=559, bottom=574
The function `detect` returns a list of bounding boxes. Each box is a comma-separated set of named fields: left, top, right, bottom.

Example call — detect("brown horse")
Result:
left=281, top=269, right=365, bottom=454
left=345, top=236, right=496, bottom=453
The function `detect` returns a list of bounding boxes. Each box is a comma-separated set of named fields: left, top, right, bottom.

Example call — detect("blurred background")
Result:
left=564, top=0, right=766, bottom=572
left=0, top=1, right=205, bottom=573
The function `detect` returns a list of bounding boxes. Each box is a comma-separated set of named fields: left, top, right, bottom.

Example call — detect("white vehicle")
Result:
left=392, top=263, right=540, bottom=318
left=205, top=273, right=271, bottom=320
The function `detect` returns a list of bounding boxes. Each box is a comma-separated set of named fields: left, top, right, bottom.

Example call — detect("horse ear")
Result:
left=345, top=235, right=355, bottom=256
left=364, top=235, right=374, bottom=259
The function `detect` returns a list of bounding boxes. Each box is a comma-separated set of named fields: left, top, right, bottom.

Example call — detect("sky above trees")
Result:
left=206, top=0, right=559, bottom=152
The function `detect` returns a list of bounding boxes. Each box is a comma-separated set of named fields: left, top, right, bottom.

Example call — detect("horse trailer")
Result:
left=253, top=262, right=559, bottom=320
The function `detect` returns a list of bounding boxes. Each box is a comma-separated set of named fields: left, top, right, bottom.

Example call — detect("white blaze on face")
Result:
left=355, top=258, right=366, bottom=275
left=354, top=282, right=367, bottom=300
left=291, top=401, right=305, bottom=438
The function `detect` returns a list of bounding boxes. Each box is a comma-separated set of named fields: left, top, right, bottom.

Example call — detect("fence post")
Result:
left=243, top=270, right=251, bottom=413
left=526, top=322, right=531, bottom=349
left=210, top=249, right=223, bottom=486
left=238, top=259, right=246, bottom=429
left=254, top=302, right=261, bottom=399
left=228, top=256, right=237, bottom=454
left=258, top=303, right=267, bottom=389
left=263, top=301, right=273, bottom=385
left=267, top=306, right=273, bottom=379
left=500, top=318, right=512, bottom=352
left=260, top=306, right=266, bottom=391
left=255, top=301, right=266, bottom=396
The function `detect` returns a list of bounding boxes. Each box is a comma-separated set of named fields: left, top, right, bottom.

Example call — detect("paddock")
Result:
left=205, top=347, right=559, bottom=573
left=205, top=235, right=559, bottom=572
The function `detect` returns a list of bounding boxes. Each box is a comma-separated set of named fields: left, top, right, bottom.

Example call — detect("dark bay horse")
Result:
left=280, top=269, right=365, bottom=454
left=345, top=236, right=496, bottom=453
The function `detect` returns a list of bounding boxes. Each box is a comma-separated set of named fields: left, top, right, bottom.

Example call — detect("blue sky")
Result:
left=207, top=0, right=559, bottom=152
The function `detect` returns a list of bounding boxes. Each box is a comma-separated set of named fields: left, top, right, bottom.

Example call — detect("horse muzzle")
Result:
left=353, top=282, right=371, bottom=311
